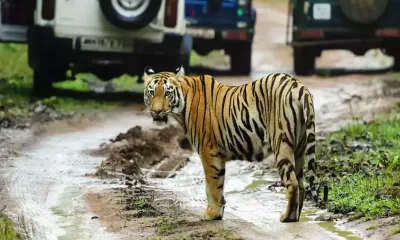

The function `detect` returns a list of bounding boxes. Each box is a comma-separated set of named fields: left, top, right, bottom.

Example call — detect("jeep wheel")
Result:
left=33, top=70, right=53, bottom=98
left=293, top=47, right=315, bottom=76
left=99, top=0, right=162, bottom=30
left=340, top=0, right=388, bottom=24
left=390, top=50, right=400, bottom=72
left=229, top=41, right=252, bottom=75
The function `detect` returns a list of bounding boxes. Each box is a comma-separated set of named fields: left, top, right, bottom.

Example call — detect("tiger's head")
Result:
left=143, top=66, right=186, bottom=125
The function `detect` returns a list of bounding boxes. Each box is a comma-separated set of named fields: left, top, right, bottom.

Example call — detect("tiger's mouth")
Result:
left=153, top=115, right=168, bottom=125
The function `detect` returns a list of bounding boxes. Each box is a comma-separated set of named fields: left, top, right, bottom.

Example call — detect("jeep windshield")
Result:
left=185, top=0, right=254, bottom=29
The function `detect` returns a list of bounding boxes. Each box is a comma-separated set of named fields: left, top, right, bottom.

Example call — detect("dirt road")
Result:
left=1, top=75, right=397, bottom=240
left=1, top=1, right=399, bottom=240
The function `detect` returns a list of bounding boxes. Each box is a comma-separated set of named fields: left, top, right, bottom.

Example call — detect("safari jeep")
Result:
left=290, top=0, right=400, bottom=76
left=0, top=0, right=191, bottom=97
left=185, top=0, right=256, bottom=75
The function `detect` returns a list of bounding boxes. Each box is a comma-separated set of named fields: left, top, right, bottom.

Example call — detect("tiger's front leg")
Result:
left=200, top=148, right=226, bottom=220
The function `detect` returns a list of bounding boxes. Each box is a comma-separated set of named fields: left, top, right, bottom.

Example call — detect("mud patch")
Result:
left=90, top=124, right=192, bottom=179
left=85, top=182, right=243, bottom=240
left=0, top=100, right=75, bottom=131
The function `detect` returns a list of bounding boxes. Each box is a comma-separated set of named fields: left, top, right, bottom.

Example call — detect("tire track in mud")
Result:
left=0, top=112, right=154, bottom=240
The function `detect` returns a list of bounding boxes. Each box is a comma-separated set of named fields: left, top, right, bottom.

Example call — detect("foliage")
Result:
left=0, top=43, right=118, bottom=119
left=317, top=114, right=400, bottom=219
left=155, top=217, right=178, bottom=236
left=0, top=213, right=20, bottom=240
left=0, top=44, right=31, bottom=78
left=53, top=79, right=89, bottom=92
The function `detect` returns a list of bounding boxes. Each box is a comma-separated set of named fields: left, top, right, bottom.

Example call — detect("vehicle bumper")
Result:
left=291, top=28, right=400, bottom=55
left=187, top=27, right=254, bottom=42
left=28, top=26, right=184, bottom=60
left=28, top=26, right=185, bottom=79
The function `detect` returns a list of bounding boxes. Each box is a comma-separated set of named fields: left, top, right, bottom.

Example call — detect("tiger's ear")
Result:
left=143, top=66, right=155, bottom=84
left=175, top=65, right=185, bottom=82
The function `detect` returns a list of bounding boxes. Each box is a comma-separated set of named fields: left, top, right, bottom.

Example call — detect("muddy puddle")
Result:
left=154, top=152, right=357, bottom=240
left=0, top=112, right=155, bottom=240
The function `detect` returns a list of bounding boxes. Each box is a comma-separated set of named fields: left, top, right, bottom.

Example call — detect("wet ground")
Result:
left=1, top=73, right=398, bottom=239
left=1, top=1, right=400, bottom=240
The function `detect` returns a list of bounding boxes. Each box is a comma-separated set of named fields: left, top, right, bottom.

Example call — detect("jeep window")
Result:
left=1, top=0, right=35, bottom=25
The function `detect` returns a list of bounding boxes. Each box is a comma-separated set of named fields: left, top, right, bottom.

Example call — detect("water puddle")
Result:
left=155, top=152, right=362, bottom=240
left=298, top=209, right=362, bottom=240
left=318, top=222, right=362, bottom=240
left=1, top=113, right=152, bottom=240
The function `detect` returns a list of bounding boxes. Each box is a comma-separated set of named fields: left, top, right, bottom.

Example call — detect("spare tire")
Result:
left=99, top=0, right=162, bottom=30
left=340, top=0, right=388, bottom=24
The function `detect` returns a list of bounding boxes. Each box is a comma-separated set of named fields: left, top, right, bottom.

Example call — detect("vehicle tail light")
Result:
left=42, top=0, right=55, bottom=20
left=222, top=31, right=247, bottom=40
left=298, top=30, right=323, bottom=39
left=165, top=0, right=178, bottom=28
left=376, top=29, right=399, bottom=37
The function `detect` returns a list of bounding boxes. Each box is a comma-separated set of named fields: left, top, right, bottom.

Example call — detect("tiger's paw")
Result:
left=280, top=212, right=299, bottom=223
left=200, top=206, right=224, bottom=221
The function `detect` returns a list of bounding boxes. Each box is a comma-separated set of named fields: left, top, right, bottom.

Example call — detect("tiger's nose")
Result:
left=153, top=109, right=162, bottom=114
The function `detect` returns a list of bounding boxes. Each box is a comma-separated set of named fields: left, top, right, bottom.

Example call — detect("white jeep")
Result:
left=0, top=0, right=192, bottom=97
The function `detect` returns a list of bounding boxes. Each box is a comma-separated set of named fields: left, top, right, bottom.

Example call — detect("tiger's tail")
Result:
left=303, top=91, right=328, bottom=205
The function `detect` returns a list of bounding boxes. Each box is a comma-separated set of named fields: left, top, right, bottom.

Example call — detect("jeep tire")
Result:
left=388, top=48, right=400, bottom=72
left=33, top=69, right=53, bottom=98
left=229, top=41, right=252, bottom=75
left=99, top=0, right=162, bottom=30
left=340, top=0, right=388, bottom=24
left=293, top=46, right=315, bottom=76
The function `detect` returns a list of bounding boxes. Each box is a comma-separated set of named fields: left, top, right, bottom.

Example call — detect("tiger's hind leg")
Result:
left=276, top=134, right=300, bottom=223
left=295, top=155, right=305, bottom=219
left=200, top=148, right=226, bottom=220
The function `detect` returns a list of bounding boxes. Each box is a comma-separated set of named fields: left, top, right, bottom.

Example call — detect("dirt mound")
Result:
left=94, top=124, right=192, bottom=178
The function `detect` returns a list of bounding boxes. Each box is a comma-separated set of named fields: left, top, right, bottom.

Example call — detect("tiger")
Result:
left=143, top=65, right=325, bottom=222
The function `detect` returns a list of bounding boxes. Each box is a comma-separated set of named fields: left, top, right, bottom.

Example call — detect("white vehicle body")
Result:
left=0, top=0, right=192, bottom=97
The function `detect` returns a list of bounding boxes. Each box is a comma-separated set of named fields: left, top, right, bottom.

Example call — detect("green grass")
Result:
left=244, top=179, right=269, bottom=190
left=391, top=221, right=400, bottom=236
left=0, top=213, right=20, bottom=240
left=54, top=73, right=144, bottom=93
left=0, top=43, right=121, bottom=119
left=137, top=199, right=150, bottom=210
left=155, top=217, right=178, bottom=236
left=317, top=114, right=400, bottom=219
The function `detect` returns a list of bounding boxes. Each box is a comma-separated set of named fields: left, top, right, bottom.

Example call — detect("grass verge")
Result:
left=317, top=113, right=400, bottom=220
left=0, top=213, right=20, bottom=240
left=0, top=76, right=117, bottom=120
left=0, top=44, right=121, bottom=121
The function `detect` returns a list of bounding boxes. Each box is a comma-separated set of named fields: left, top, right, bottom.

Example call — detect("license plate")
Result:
left=185, top=28, right=215, bottom=39
left=79, top=37, right=134, bottom=53
left=313, top=3, right=331, bottom=20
